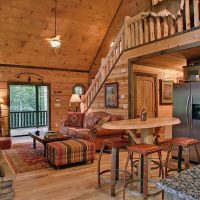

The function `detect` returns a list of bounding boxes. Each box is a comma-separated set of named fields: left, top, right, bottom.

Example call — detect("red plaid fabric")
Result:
left=47, top=139, right=95, bottom=167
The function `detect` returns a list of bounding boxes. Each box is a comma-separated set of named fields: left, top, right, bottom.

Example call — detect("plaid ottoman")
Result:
left=47, top=139, right=95, bottom=168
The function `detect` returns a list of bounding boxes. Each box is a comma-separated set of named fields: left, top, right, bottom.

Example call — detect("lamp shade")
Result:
left=0, top=98, right=4, bottom=104
left=69, top=94, right=81, bottom=103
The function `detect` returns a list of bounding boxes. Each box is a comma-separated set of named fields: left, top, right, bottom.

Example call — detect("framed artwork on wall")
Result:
left=160, top=80, right=173, bottom=105
left=105, top=82, right=118, bottom=108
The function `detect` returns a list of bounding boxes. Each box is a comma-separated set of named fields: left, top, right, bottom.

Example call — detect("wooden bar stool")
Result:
left=165, top=137, right=200, bottom=176
left=123, top=144, right=164, bottom=200
left=97, top=138, right=129, bottom=197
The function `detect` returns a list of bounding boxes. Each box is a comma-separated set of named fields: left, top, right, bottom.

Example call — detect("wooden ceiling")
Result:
left=0, top=0, right=121, bottom=71
left=135, top=46, right=200, bottom=70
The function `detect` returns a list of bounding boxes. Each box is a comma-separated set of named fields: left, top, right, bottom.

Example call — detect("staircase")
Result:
left=84, top=0, right=200, bottom=112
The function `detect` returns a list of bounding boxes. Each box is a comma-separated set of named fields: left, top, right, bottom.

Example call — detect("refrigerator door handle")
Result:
left=186, top=95, right=190, bottom=127
left=190, top=95, right=193, bottom=129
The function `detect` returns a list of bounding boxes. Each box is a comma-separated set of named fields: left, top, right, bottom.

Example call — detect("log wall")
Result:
left=0, top=67, right=88, bottom=136
left=89, top=62, right=183, bottom=139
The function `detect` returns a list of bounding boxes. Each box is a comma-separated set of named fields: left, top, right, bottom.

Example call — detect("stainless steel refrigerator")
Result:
left=173, top=82, right=200, bottom=162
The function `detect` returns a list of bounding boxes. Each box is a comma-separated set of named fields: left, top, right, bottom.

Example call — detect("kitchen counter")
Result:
left=157, top=166, right=200, bottom=200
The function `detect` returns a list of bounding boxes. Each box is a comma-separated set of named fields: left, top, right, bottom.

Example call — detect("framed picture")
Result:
left=160, top=80, right=173, bottom=105
left=105, top=82, right=118, bottom=108
left=72, top=84, right=85, bottom=96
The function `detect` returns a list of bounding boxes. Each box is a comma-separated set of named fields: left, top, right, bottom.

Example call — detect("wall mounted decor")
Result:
left=160, top=80, right=173, bottom=104
left=105, top=82, right=118, bottom=108
left=72, top=84, right=85, bottom=96
left=16, top=72, right=44, bottom=83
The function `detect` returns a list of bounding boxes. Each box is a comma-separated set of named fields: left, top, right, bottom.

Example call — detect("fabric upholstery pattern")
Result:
left=88, top=116, right=110, bottom=142
left=83, top=112, right=112, bottom=129
left=64, top=112, right=84, bottom=127
left=47, top=139, right=95, bottom=167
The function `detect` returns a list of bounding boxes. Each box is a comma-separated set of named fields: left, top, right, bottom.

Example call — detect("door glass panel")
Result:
left=10, top=84, right=49, bottom=136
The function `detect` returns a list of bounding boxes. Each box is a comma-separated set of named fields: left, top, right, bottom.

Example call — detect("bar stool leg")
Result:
left=178, top=146, right=183, bottom=172
left=143, top=155, right=148, bottom=200
left=158, top=151, right=164, bottom=200
left=98, top=144, right=105, bottom=188
left=158, top=151, right=164, bottom=179
left=184, top=147, right=190, bottom=170
left=194, top=144, right=200, bottom=163
left=123, top=152, right=131, bottom=200
left=165, top=144, right=173, bottom=177
left=111, top=147, right=116, bottom=197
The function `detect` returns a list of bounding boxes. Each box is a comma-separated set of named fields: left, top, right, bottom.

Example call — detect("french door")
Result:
left=9, top=84, right=50, bottom=137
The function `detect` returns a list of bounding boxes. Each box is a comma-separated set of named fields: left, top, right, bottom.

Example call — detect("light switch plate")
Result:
left=55, top=103, right=60, bottom=108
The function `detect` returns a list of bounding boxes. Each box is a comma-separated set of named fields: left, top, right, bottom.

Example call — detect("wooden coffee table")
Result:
left=29, top=132, right=71, bottom=156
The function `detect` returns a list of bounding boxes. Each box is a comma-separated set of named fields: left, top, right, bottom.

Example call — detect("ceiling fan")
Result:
left=46, top=0, right=61, bottom=48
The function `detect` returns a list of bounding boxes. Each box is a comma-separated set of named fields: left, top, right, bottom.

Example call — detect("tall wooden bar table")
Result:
left=102, top=117, right=180, bottom=193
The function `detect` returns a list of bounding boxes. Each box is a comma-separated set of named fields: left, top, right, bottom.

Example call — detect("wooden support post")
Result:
left=149, top=17, right=155, bottom=41
left=185, top=0, right=191, bottom=29
left=194, top=0, right=200, bottom=27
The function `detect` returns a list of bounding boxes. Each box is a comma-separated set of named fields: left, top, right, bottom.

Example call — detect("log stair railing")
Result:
left=84, top=0, right=200, bottom=112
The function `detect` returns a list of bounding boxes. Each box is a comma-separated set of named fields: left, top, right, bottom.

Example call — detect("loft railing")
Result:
left=84, top=0, right=200, bottom=111
left=10, top=111, right=48, bottom=129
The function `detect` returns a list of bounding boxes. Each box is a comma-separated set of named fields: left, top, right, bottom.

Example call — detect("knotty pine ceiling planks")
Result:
left=0, top=0, right=121, bottom=71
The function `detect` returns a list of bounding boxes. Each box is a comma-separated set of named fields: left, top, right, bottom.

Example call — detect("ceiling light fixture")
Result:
left=50, top=0, right=61, bottom=48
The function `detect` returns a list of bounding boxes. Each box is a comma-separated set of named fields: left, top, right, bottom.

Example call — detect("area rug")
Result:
left=4, top=143, right=50, bottom=174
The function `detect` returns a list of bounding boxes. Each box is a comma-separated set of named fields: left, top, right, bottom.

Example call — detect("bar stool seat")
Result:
left=169, top=137, right=199, bottom=147
left=165, top=137, right=200, bottom=176
left=123, top=144, right=164, bottom=200
left=97, top=138, right=129, bottom=197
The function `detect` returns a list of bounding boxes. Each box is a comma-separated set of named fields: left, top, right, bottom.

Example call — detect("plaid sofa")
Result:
left=47, top=139, right=95, bottom=168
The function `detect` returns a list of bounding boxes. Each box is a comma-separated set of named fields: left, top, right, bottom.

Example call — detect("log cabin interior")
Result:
left=1, top=0, right=200, bottom=200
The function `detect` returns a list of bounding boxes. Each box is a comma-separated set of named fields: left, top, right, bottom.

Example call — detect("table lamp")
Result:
left=0, top=97, right=4, bottom=136
left=69, top=94, right=81, bottom=112
left=0, top=98, right=4, bottom=117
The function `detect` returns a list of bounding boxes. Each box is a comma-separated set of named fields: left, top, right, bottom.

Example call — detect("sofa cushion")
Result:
left=64, top=112, right=84, bottom=128
left=88, top=116, right=111, bottom=142
left=68, top=127, right=90, bottom=140
left=83, top=112, right=111, bottom=129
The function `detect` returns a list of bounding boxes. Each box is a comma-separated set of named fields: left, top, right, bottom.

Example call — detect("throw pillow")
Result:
left=64, top=112, right=84, bottom=128
left=88, top=116, right=110, bottom=142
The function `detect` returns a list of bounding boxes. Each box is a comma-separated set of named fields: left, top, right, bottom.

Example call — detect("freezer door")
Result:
left=190, top=82, right=200, bottom=162
left=172, top=83, right=191, bottom=138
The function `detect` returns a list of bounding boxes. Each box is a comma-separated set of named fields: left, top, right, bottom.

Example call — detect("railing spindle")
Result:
left=185, top=0, right=191, bottom=29
left=139, top=19, right=144, bottom=45
left=194, top=0, right=200, bottom=27
left=144, top=18, right=149, bottom=43
left=149, top=17, right=155, bottom=41
left=163, top=17, right=169, bottom=37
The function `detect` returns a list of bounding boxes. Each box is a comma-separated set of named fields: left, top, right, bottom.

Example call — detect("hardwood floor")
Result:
left=14, top=151, right=164, bottom=200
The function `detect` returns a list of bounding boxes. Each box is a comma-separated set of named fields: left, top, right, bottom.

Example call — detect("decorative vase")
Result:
left=35, top=129, right=40, bottom=136
left=140, top=109, right=147, bottom=121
